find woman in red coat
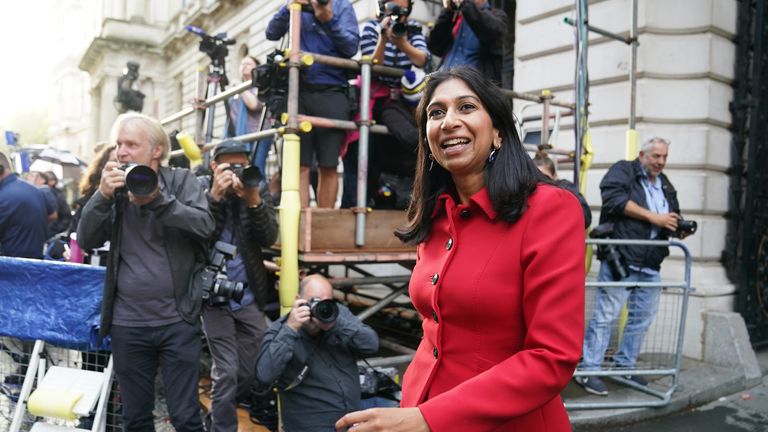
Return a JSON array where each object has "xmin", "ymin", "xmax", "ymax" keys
[{"xmin": 336, "ymin": 67, "xmax": 585, "ymax": 431}]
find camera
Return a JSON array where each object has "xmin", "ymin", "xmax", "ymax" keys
[
  {"xmin": 672, "ymin": 218, "xmax": 698, "ymax": 238},
  {"xmin": 379, "ymin": 1, "xmax": 421, "ymax": 38},
  {"xmin": 116, "ymin": 164, "xmax": 158, "ymax": 199},
  {"xmin": 590, "ymin": 223, "xmax": 629, "ymax": 281},
  {"xmin": 228, "ymin": 163, "xmax": 264, "ymax": 188},
  {"xmin": 308, "ymin": 297, "xmax": 339, "ymax": 324},
  {"xmin": 186, "ymin": 25, "xmax": 235, "ymax": 84},
  {"xmin": 199, "ymin": 241, "xmax": 245, "ymax": 306},
  {"xmin": 252, "ymin": 49, "xmax": 288, "ymax": 117}
]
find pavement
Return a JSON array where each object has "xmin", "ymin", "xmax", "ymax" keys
[{"xmin": 567, "ymin": 348, "xmax": 768, "ymax": 431}]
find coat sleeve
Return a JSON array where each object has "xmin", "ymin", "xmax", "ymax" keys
[
  {"xmin": 323, "ymin": 304, "xmax": 379, "ymax": 356},
  {"xmin": 255, "ymin": 320, "xmax": 300, "ymax": 386},
  {"xmin": 319, "ymin": 1, "xmax": 360, "ymax": 58},
  {"xmin": 600, "ymin": 161, "xmax": 634, "ymax": 218},
  {"xmin": 244, "ymin": 200, "xmax": 279, "ymax": 247},
  {"xmin": 460, "ymin": 1, "xmax": 508, "ymax": 45},
  {"xmin": 418, "ymin": 188, "xmax": 586, "ymax": 431},
  {"xmin": 266, "ymin": 6, "xmax": 290, "ymax": 41},
  {"xmin": 76, "ymin": 192, "xmax": 113, "ymax": 252},
  {"xmin": 426, "ymin": 8, "xmax": 455, "ymax": 57}
]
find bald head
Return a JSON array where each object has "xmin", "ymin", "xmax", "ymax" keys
[{"xmin": 299, "ymin": 274, "xmax": 334, "ymax": 301}]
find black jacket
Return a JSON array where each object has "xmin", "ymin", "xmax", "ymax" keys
[
  {"xmin": 78, "ymin": 167, "xmax": 215, "ymax": 341},
  {"xmin": 598, "ymin": 159, "xmax": 680, "ymax": 271},
  {"xmin": 427, "ymin": 0, "xmax": 508, "ymax": 84},
  {"xmin": 207, "ymin": 189, "xmax": 278, "ymax": 308}
]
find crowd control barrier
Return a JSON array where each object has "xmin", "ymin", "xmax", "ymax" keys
[{"xmin": 566, "ymin": 238, "xmax": 692, "ymax": 409}]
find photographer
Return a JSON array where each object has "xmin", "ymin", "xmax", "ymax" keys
[
  {"xmin": 224, "ymin": 56, "xmax": 272, "ymax": 177},
  {"xmin": 266, "ymin": 0, "xmax": 359, "ymax": 208},
  {"xmin": 577, "ymin": 137, "xmax": 693, "ymax": 396},
  {"xmin": 255, "ymin": 274, "xmax": 379, "ymax": 432},
  {"xmin": 77, "ymin": 113, "xmax": 214, "ymax": 431},
  {"xmin": 427, "ymin": 0, "xmax": 508, "ymax": 84},
  {"xmin": 341, "ymin": 0, "xmax": 427, "ymax": 207},
  {"xmin": 202, "ymin": 139, "xmax": 278, "ymax": 431}
]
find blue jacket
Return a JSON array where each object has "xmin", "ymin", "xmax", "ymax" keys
[{"xmin": 266, "ymin": 1, "xmax": 359, "ymax": 86}]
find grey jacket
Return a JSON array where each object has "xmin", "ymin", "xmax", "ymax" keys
[
  {"xmin": 77, "ymin": 166, "xmax": 215, "ymax": 340},
  {"xmin": 255, "ymin": 304, "xmax": 379, "ymax": 432}
]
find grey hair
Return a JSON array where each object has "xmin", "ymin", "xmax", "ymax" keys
[
  {"xmin": 110, "ymin": 112, "xmax": 170, "ymax": 163},
  {"xmin": 641, "ymin": 137, "xmax": 671, "ymax": 153}
]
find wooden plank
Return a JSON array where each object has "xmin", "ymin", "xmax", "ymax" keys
[{"xmin": 276, "ymin": 208, "xmax": 415, "ymax": 253}]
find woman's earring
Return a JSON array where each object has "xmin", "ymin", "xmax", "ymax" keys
[
  {"xmin": 428, "ymin": 153, "xmax": 435, "ymax": 172},
  {"xmin": 488, "ymin": 147, "xmax": 498, "ymax": 163}
]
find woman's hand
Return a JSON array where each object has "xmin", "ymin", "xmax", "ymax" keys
[{"xmin": 335, "ymin": 407, "xmax": 430, "ymax": 432}]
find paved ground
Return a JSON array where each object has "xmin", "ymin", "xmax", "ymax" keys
[{"xmin": 570, "ymin": 348, "xmax": 768, "ymax": 431}]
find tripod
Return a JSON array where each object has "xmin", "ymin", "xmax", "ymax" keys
[{"xmin": 187, "ymin": 26, "xmax": 236, "ymax": 156}]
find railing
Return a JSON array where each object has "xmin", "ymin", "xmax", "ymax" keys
[{"xmin": 566, "ymin": 238, "xmax": 693, "ymax": 409}]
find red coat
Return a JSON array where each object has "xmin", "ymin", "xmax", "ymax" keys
[{"xmin": 401, "ymin": 185, "xmax": 585, "ymax": 431}]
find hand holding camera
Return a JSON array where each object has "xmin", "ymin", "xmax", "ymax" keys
[
  {"xmin": 99, "ymin": 161, "xmax": 126, "ymax": 200},
  {"xmin": 211, "ymin": 162, "xmax": 263, "ymax": 205},
  {"xmin": 287, "ymin": 297, "xmax": 339, "ymax": 332}
]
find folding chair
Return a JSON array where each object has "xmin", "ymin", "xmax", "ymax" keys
[{"xmin": 9, "ymin": 340, "xmax": 113, "ymax": 432}]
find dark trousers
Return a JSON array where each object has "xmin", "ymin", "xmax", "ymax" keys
[
  {"xmin": 202, "ymin": 301, "xmax": 268, "ymax": 432},
  {"xmin": 111, "ymin": 321, "xmax": 204, "ymax": 432}
]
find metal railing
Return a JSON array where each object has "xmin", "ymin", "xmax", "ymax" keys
[{"xmin": 566, "ymin": 238, "xmax": 692, "ymax": 409}]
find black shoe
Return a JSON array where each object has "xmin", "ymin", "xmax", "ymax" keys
[
  {"xmin": 623, "ymin": 375, "xmax": 648, "ymax": 386},
  {"xmin": 574, "ymin": 376, "xmax": 608, "ymax": 396}
]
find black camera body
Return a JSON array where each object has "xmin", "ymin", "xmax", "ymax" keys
[
  {"xmin": 228, "ymin": 163, "xmax": 264, "ymax": 189},
  {"xmin": 115, "ymin": 164, "xmax": 158, "ymax": 201},
  {"xmin": 590, "ymin": 223, "xmax": 629, "ymax": 281},
  {"xmin": 252, "ymin": 49, "xmax": 289, "ymax": 117},
  {"xmin": 379, "ymin": 1, "xmax": 420, "ymax": 38},
  {"xmin": 199, "ymin": 241, "xmax": 245, "ymax": 307},
  {"xmin": 308, "ymin": 297, "xmax": 339, "ymax": 324},
  {"xmin": 186, "ymin": 25, "xmax": 235, "ymax": 85},
  {"xmin": 672, "ymin": 218, "xmax": 698, "ymax": 238}
]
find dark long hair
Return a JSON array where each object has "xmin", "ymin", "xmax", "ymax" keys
[
  {"xmin": 395, "ymin": 66, "xmax": 543, "ymax": 245},
  {"xmin": 79, "ymin": 144, "xmax": 116, "ymax": 198}
]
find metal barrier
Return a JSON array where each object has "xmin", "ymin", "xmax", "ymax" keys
[{"xmin": 566, "ymin": 238, "xmax": 693, "ymax": 409}]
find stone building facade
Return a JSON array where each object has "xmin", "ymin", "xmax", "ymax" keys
[{"xmin": 48, "ymin": 0, "xmax": 740, "ymax": 359}]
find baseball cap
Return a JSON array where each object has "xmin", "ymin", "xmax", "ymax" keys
[{"xmin": 212, "ymin": 139, "xmax": 249, "ymax": 160}]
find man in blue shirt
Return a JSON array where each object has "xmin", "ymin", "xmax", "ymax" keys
[
  {"xmin": 266, "ymin": 0, "xmax": 359, "ymax": 208},
  {"xmin": 0, "ymin": 152, "xmax": 49, "ymax": 259},
  {"xmin": 427, "ymin": 0, "xmax": 508, "ymax": 84},
  {"xmin": 577, "ymin": 137, "xmax": 688, "ymax": 396}
]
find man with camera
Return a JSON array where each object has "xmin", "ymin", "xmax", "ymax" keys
[
  {"xmin": 201, "ymin": 139, "xmax": 278, "ymax": 431},
  {"xmin": 266, "ymin": 0, "xmax": 359, "ymax": 208},
  {"xmin": 427, "ymin": 0, "xmax": 508, "ymax": 84},
  {"xmin": 577, "ymin": 137, "xmax": 694, "ymax": 396},
  {"xmin": 77, "ymin": 113, "xmax": 214, "ymax": 431},
  {"xmin": 255, "ymin": 274, "xmax": 379, "ymax": 432}
]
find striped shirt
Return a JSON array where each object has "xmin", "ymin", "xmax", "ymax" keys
[{"xmin": 360, "ymin": 18, "xmax": 428, "ymax": 87}]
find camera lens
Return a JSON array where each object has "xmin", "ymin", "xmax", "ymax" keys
[
  {"xmin": 392, "ymin": 22, "xmax": 407, "ymax": 37},
  {"xmin": 310, "ymin": 298, "xmax": 339, "ymax": 324},
  {"xmin": 240, "ymin": 166, "xmax": 263, "ymax": 188},
  {"xmin": 123, "ymin": 164, "xmax": 158, "ymax": 196}
]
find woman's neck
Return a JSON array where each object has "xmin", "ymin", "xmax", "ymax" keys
[{"xmin": 453, "ymin": 173, "xmax": 484, "ymax": 205}]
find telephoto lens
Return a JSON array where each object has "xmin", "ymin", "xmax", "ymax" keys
[
  {"xmin": 308, "ymin": 298, "xmax": 339, "ymax": 324},
  {"xmin": 121, "ymin": 164, "xmax": 158, "ymax": 196},
  {"xmin": 240, "ymin": 166, "xmax": 263, "ymax": 188}
]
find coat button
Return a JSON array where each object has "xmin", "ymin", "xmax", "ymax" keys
[
  {"xmin": 460, "ymin": 209, "xmax": 471, "ymax": 218},
  {"xmin": 431, "ymin": 273, "xmax": 439, "ymax": 285},
  {"xmin": 446, "ymin": 238, "xmax": 453, "ymax": 250},
  {"xmin": 433, "ymin": 347, "xmax": 438, "ymax": 358},
  {"xmin": 432, "ymin": 310, "xmax": 438, "ymax": 323}
]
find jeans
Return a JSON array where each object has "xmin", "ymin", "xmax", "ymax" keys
[
  {"xmin": 581, "ymin": 262, "xmax": 662, "ymax": 370},
  {"xmin": 252, "ymin": 138, "xmax": 271, "ymax": 177}
]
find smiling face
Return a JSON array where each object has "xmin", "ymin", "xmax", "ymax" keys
[
  {"xmin": 639, "ymin": 140, "xmax": 669, "ymax": 180},
  {"xmin": 425, "ymin": 78, "xmax": 500, "ymax": 182}
]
